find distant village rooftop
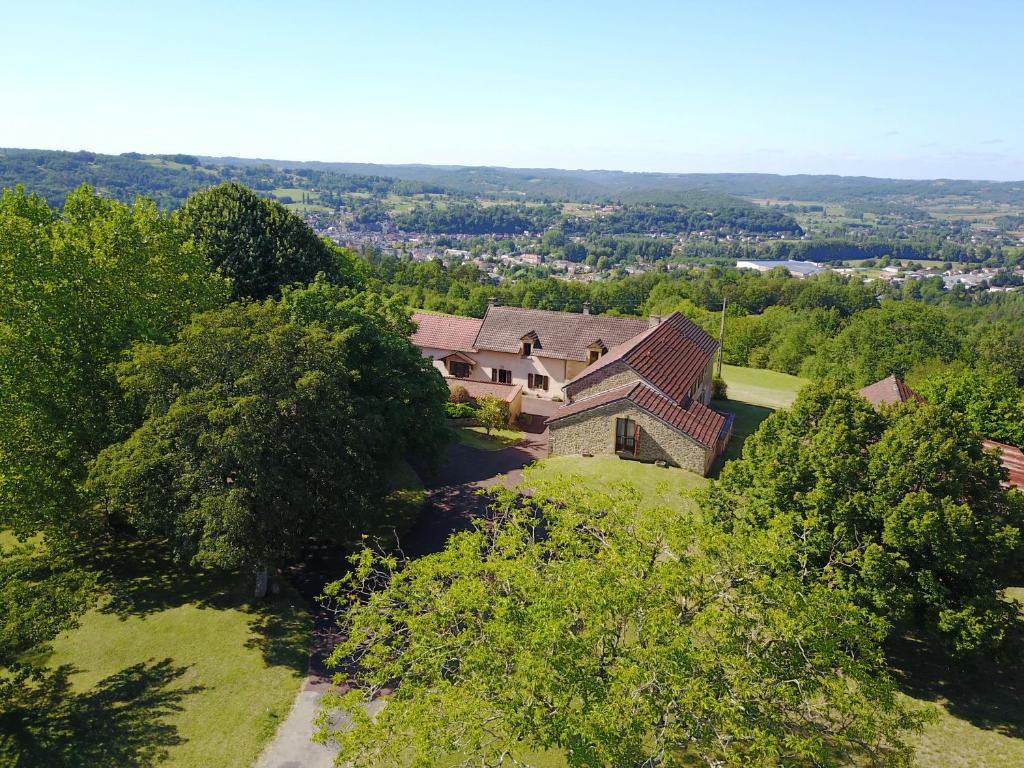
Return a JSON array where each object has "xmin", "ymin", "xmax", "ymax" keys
[{"xmin": 736, "ymin": 259, "xmax": 825, "ymax": 277}]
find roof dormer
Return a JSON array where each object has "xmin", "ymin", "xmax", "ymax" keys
[
  {"xmin": 520, "ymin": 330, "xmax": 540, "ymax": 357},
  {"xmin": 586, "ymin": 339, "xmax": 607, "ymax": 365}
]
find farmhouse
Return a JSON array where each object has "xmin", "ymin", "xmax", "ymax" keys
[
  {"xmin": 411, "ymin": 301, "xmax": 649, "ymax": 399},
  {"xmin": 857, "ymin": 376, "xmax": 1024, "ymax": 490},
  {"xmin": 546, "ymin": 312, "xmax": 734, "ymax": 476}
]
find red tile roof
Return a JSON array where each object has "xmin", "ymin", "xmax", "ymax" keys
[
  {"xmin": 546, "ymin": 380, "xmax": 727, "ymax": 448},
  {"xmin": 411, "ymin": 312, "xmax": 483, "ymax": 353},
  {"xmin": 983, "ymin": 439, "xmax": 1024, "ymax": 491},
  {"xmin": 567, "ymin": 312, "xmax": 719, "ymax": 403},
  {"xmin": 857, "ymin": 376, "xmax": 924, "ymax": 408},
  {"xmin": 473, "ymin": 306, "xmax": 648, "ymax": 362}
]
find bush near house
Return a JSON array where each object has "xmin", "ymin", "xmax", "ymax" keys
[
  {"xmin": 445, "ymin": 402, "xmax": 477, "ymax": 419},
  {"xmin": 475, "ymin": 395, "xmax": 510, "ymax": 434}
]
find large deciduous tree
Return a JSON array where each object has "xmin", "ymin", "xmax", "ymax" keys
[
  {"xmin": 0, "ymin": 185, "xmax": 229, "ymax": 542},
  {"xmin": 320, "ymin": 483, "xmax": 920, "ymax": 767},
  {"xmin": 701, "ymin": 383, "xmax": 1024, "ymax": 656},
  {"xmin": 916, "ymin": 363, "xmax": 1024, "ymax": 448},
  {"xmin": 88, "ymin": 281, "xmax": 448, "ymax": 595},
  {"xmin": 175, "ymin": 182, "xmax": 364, "ymax": 300}
]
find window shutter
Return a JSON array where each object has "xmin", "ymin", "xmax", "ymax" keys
[
  {"xmin": 632, "ymin": 421, "xmax": 640, "ymax": 456},
  {"xmin": 543, "ymin": 375, "xmax": 548, "ymax": 391},
  {"xmin": 491, "ymin": 369, "xmax": 497, "ymax": 383}
]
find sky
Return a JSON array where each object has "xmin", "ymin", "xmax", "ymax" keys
[{"xmin": 3, "ymin": 0, "xmax": 1022, "ymax": 180}]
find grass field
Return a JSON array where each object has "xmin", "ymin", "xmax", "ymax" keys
[
  {"xmin": 452, "ymin": 425, "xmax": 526, "ymax": 451},
  {"xmin": 28, "ymin": 544, "xmax": 311, "ymax": 768},
  {"xmin": 719, "ymin": 363, "xmax": 807, "ymax": 409},
  {"xmin": 525, "ymin": 454, "xmax": 707, "ymax": 509}
]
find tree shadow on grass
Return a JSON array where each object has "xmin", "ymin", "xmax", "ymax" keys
[
  {"xmin": 245, "ymin": 594, "xmax": 312, "ymax": 675},
  {"xmin": 0, "ymin": 659, "xmax": 202, "ymax": 767},
  {"xmin": 888, "ymin": 631, "xmax": 1024, "ymax": 740},
  {"xmin": 707, "ymin": 399, "xmax": 775, "ymax": 477},
  {"xmin": 91, "ymin": 539, "xmax": 240, "ymax": 619}
]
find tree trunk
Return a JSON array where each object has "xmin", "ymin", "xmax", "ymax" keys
[{"xmin": 254, "ymin": 565, "xmax": 269, "ymax": 600}]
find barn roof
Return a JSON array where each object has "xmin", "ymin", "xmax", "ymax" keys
[
  {"xmin": 857, "ymin": 376, "xmax": 925, "ymax": 408},
  {"xmin": 546, "ymin": 380, "xmax": 727, "ymax": 448},
  {"xmin": 567, "ymin": 312, "xmax": 719, "ymax": 403}
]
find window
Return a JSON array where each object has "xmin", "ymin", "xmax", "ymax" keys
[
  {"xmin": 492, "ymin": 368, "xmax": 512, "ymax": 384},
  {"xmin": 588, "ymin": 349, "xmax": 600, "ymax": 365},
  {"xmin": 521, "ymin": 341, "xmax": 532, "ymax": 357},
  {"xmin": 449, "ymin": 360, "xmax": 470, "ymax": 378},
  {"xmin": 528, "ymin": 373, "xmax": 549, "ymax": 391},
  {"xmin": 615, "ymin": 417, "xmax": 638, "ymax": 455}
]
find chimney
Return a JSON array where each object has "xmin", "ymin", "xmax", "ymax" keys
[
  {"xmin": 648, "ymin": 314, "xmax": 662, "ymax": 328},
  {"xmin": 488, "ymin": 296, "xmax": 498, "ymax": 308},
  {"xmin": 582, "ymin": 301, "xmax": 591, "ymax": 315}
]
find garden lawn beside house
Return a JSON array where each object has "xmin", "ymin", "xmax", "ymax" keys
[
  {"xmin": 524, "ymin": 454, "xmax": 707, "ymax": 509},
  {"xmin": 37, "ymin": 543, "xmax": 311, "ymax": 768}
]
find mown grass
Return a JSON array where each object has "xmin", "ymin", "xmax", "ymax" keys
[
  {"xmin": 452, "ymin": 425, "xmax": 526, "ymax": 451},
  {"xmin": 22, "ymin": 543, "xmax": 312, "ymax": 768},
  {"xmin": 525, "ymin": 454, "xmax": 707, "ymax": 509},
  {"xmin": 719, "ymin": 363, "xmax": 807, "ymax": 409}
]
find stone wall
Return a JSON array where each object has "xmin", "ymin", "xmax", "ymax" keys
[
  {"xmin": 564, "ymin": 361, "xmax": 639, "ymax": 402},
  {"xmin": 548, "ymin": 401, "xmax": 712, "ymax": 475}
]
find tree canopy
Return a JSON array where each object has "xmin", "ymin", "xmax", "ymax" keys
[
  {"xmin": 89, "ymin": 281, "xmax": 448, "ymax": 581},
  {"xmin": 322, "ymin": 482, "xmax": 920, "ymax": 767},
  {"xmin": 0, "ymin": 185, "xmax": 230, "ymax": 543},
  {"xmin": 175, "ymin": 182, "xmax": 363, "ymax": 300},
  {"xmin": 701, "ymin": 383, "xmax": 1024, "ymax": 656}
]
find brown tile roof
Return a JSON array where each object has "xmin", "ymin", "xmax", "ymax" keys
[
  {"xmin": 411, "ymin": 312, "xmax": 483, "ymax": 353},
  {"xmin": 983, "ymin": 439, "xmax": 1024, "ymax": 491},
  {"xmin": 568, "ymin": 312, "xmax": 719, "ymax": 403},
  {"xmin": 445, "ymin": 377, "xmax": 521, "ymax": 404},
  {"xmin": 858, "ymin": 376, "xmax": 924, "ymax": 408},
  {"xmin": 473, "ymin": 306, "xmax": 648, "ymax": 362},
  {"xmin": 546, "ymin": 380, "xmax": 727, "ymax": 448}
]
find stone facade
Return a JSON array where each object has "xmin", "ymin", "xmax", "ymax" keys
[{"xmin": 548, "ymin": 401, "xmax": 713, "ymax": 475}]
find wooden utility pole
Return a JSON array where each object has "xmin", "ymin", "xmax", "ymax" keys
[{"xmin": 716, "ymin": 294, "xmax": 727, "ymax": 378}]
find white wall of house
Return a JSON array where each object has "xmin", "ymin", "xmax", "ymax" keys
[
  {"xmin": 416, "ymin": 346, "xmax": 490, "ymax": 382},
  {"xmin": 416, "ymin": 344, "xmax": 603, "ymax": 400},
  {"xmin": 468, "ymin": 349, "xmax": 577, "ymax": 400}
]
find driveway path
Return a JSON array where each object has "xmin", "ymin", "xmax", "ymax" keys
[{"xmin": 255, "ymin": 426, "xmax": 548, "ymax": 767}]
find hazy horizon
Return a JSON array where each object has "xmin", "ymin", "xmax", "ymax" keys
[{"xmin": 4, "ymin": 1, "xmax": 1022, "ymax": 180}]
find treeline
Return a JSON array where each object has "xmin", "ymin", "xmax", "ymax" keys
[
  {"xmin": 0, "ymin": 148, "xmax": 445, "ymax": 210},
  {"xmin": 766, "ymin": 236, "xmax": 1023, "ymax": 265},
  {"xmin": 564, "ymin": 202, "xmax": 802, "ymax": 236},
  {"xmin": 393, "ymin": 202, "xmax": 562, "ymax": 234}
]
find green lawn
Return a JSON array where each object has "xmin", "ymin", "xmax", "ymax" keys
[
  {"xmin": 719, "ymin": 363, "xmax": 807, "ymax": 409},
  {"xmin": 25, "ymin": 544, "xmax": 310, "ymax": 768},
  {"xmin": 524, "ymin": 454, "xmax": 707, "ymax": 509},
  {"xmin": 452, "ymin": 425, "xmax": 526, "ymax": 451}
]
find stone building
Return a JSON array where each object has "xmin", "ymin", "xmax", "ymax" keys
[{"xmin": 546, "ymin": 312, "xmax": 733, "ymax": 476}]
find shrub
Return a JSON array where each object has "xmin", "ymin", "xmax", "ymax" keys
[
  {"xmin": 476, "ymin": 395, "xmax": 509, "ymax": 434},
  {"xmin": 449, "ymin": 385, "xmax": 471, "ymax": 404},
  {"xmin": 445, "ymin": 402, "xmax": 477, "ymax": 419},
  {"xmin": 712, "ymin": 376, "xmax": 728, "ymax": 400}
]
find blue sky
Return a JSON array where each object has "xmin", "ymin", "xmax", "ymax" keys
[{"xmin": 3, "ymin": 1, "xmax": 1021, "ymax": 179}]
